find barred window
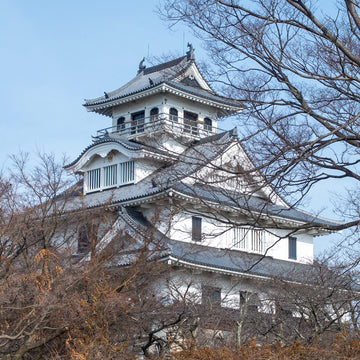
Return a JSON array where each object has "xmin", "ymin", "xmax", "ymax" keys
[
  {"xmin": 119, "ymin": 161, "xmax": 135, "ymax": 184},
  {"xmin": 104, "ymin": 164, "xmax": 117, "ymax": 187},
  {"xmin": 87, "ymin": 168, "xmax": 101, "ymax": 191},
  {"xmin": 233, "ymin": 227, "xmax": 265, "ymax": 253}
]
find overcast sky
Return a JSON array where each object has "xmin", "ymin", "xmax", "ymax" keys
[{"xmin": 0, "ymin": 0, "xmax": 341, "ymax": 255}]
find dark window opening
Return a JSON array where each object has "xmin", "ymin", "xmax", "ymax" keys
[
  {"xmin": 131, "ymin": 110, "xmax": 145, "ymax": 134},
  {"xmin": 184, "ymin": 110, "xmax": 198, "ymax": 135},
  {"xmin": 78, "ymin": 223, "xmax": 98, "ymax": 254},
  {"xmin": 240, "ymin": 291, "xmax": 259, "ymax": 311},
  {"xmin": 150, "ymin": 107, "xmax": 159, "ymax": 122},
  {"xmin": 192, "ymin": 216, "xmax": 202, "ymax": 241},
  {"xmin": 289, "ymin": 236, "xmax": 297, "ymax": 260},
  {"xmin": 202, "ymin": 286, "xmax": 221, "ymax": 307},
  {"xmin": 204, "ymin": 117, "xmax": 212, "ymax": 132},
  {"xmin": 169, "ymin": 107, "xmax": 178, "ymax": 122},
  {"xmin": 117, "ymin": 116, "xmax": 125, "ymax": 132}
]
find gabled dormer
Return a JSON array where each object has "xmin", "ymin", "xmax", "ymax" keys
[
  {"xmin": 64, "ymin": 137, "xmax": 173, "ymax": 194},
  {"xmin": 83, "ymin": 45, "xmax": 242, "ymax": 146}
]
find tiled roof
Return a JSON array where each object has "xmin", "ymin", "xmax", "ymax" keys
[
  {"xmin": 84, "ymin": 56, "xmax": 191, "ymax": 106},
  {"xmin": 61, "ymin": 129, "xmax": 339, "ymax": 229},
  {"xmin": 143, "ymin": 56, "xmax": 187, "ymax": 75},
  {"xmin": 171, "ymin": 183, "xmax": 340, "ymax": 228},
  {"xmin": 62, "ymin": 130, "xmax": 235, "ymax": 211},
  {"xmin": 167, "ymin": 240, "xmax": 312, "ymax": 281},
  {"xmin": 83, "ymin": 55, "xmax": 242, "ymax": 112}
]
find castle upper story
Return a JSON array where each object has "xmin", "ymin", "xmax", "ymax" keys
[{"xmin": 83, "ymin": 45, "xmax": 243, "ymax": 144}]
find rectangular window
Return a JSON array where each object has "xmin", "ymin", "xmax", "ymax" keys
[
  {"xmin": 104, "ymin": 164, "xmax": 117, "ymax": 187},
  {"xmin": 192, "ymin": 216, "xmax": 202, "ymax": 241},
  {"xmin": 119, "ymin": 161, "xmax": 135, "ymax": 184},
  {"xmin": 87, "ymin": 168, "xmax": 101, "ymax": 191},
  {"xmin": 78, "ymin": 223, "xmax": 98, "ymax": 254},
  {"xmin": 289, "ymin": 236, "xmax": 297, "ymax": 260},
  {"xmin": 202, "ymin": 286, "xmax": 221, "ymax": 307}
]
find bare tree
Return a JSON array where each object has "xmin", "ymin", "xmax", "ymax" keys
[
  {"xmin": 0, "ymin": 152, "xmax": 216, "ymax": 359},
  {"xmin": 161, "ymin": 0, "xmax": 360, "ymax": 232}
]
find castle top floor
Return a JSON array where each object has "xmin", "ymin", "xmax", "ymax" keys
[{"xmin": 84, "ymin": 45, "xmax": 243, "ymax": 142}]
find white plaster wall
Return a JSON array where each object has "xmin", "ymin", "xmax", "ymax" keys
[
  {"xmin": 161, "ymin": 93, "xmax": 219, "ymax": 128},
  {"xmin": 135, "ymin": 159, "xmax": 162, "ymax": 183},
  {"xmin": 112, "ymin": 93, "xmax": 166, "ymax": 125},
  {"xmin": 157, "ymin": 269, "xmax": 271, "ymax": 311},
  {"xmin": 169, "ymin": 212, "xmax": 230, "ymax": 248},
  {"xmin": 146, "ymin": 208, "xmax": 313, "ymax": 264},
  {"xmin": 186, "ymin": 142, "xmax": 288, "ymax": 207},
  {"xmin": 265, "ymin": 229, "xmax": 313, "ymax": 263},
  {"xmin": 111, "ymin": 92, "xmax": 220, "ymax": 130}
]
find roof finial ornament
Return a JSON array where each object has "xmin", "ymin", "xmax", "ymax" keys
[
  {"xmin": 138, "ymin": 57, "xmax": 146, "ymax": 74},
  {"xmin": 186, "ymin": 43, "xmax": 195, "ymax": 60},
  {"xmin": 104, "ymin": 91, "xmax": 109, "ymax": 99}
]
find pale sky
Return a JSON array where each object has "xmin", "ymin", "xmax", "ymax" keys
[
  {"xmin": 0, "ymin": 0, "xmax": 342, "ymax": 255},
  {"xmin": 0, "ymin": 0, "xmax": 202, "ymax": 167}
]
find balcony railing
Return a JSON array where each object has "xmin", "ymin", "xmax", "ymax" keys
[{"xmin": 94, "ymin": 113, "xmax": 219, "ymax": 140}]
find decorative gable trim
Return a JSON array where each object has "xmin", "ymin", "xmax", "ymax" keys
[{"xmin": 65, "ymin": 138, "xmax": 172, "ymax": 174}]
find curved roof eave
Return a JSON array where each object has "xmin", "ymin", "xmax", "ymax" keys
[
  {"xmin": 64, "ymin": 137, "xmax": 173, "ymax": 173},
  {"xmin": 83, "ymin": 82, "xmax": 243, "ymax": 117}
]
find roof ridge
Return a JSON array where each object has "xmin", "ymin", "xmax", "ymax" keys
[{"xmin": 143, "ymin": 55, "xmax": 188, "ymax": 75}]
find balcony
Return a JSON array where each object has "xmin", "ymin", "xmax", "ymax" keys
[{"xmin": 94, "ymin": 113, "xmax": 219, "ymax": 141}]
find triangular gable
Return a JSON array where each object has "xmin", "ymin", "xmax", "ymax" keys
[
  {"xmin": 181, "ymin": 138, "xmax": 288, "ymax": 208},
  {"xmin": 173, "ymin": 61, "xmax": 214, "ymax": 93}
]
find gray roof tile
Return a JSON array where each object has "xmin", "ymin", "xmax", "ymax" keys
[
  {"xmin": 171, "ymin": 182, "xmax": 340, "ymax": 228},
  {"xmin": 83, "ymin": 56, "xmax": 242, "ymax": 111}
]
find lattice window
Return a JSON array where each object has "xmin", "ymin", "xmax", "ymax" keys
[
  {"xmin": 119, "ymin": 161, "xmax": 135, "ymax": 184},
  {"xmin": 233, "ymin": 227, "xmax": 247, "ymax": 250},
  {"xmin": 87, "ymin": 168, "xmax": 101, "ymax": 191},
  {"xmin": 233, "ymin": 227, "xmax": 265, "ymax": 253},
  {"xmin": 104, "ymin": 164, "xmax": 117, "ymax": 187}
]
